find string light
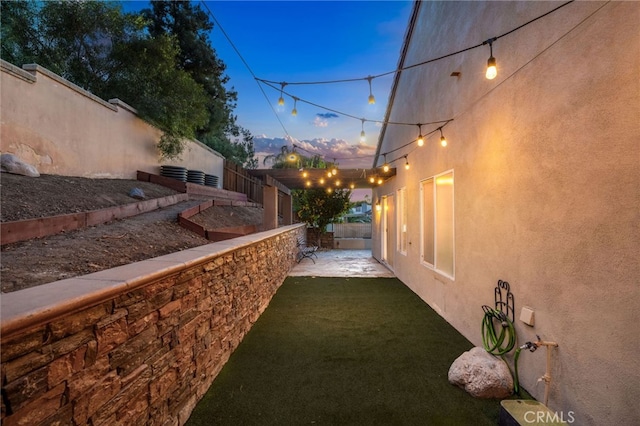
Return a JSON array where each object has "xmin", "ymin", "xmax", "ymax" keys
[
  {"xmin": 377, "ymin": 178, "xmax": 383, "ymax": 185},
  {"xmin": 360, "ymin": 119, "xmax": 366, "ymax": 142},
  {"xmin": 331, "ymin": 160, "xmax": 338, "ymax": 175},
  {"xmin": 278, "ymin": 82, "xmax": 286, "ymax": 105},
  {"xmin": 439, "ymin": 127, "xmax": 448, "ymax": 147},
  {"xmin": 327, "ymin": 170, "xmax": 333, "ymax": 178},
  {"xmin": 417, "ymin": 124, "xmax": 424, "ymax": 147},
  {"xmin": 375, "ymin": 201, "xmax": 382, "ymax": 212},
  {"xmin": 367, "ymin": 76, "xmax": 375, "ymax": 104},
  {"xmin": 291, "ymin": 97, "xmax": 298, "ymax": 116},
  {"xmin": 382, "ymin": 154, "xmax": 390, "ymax": 173},
  {"xmin": 484, "ymin": 38, "xmax": 497, "ymax": 80},
  {"xmin": 319, "ymin": 178, "xmax": 325, "ymax": 184},
  {"xmin": 404, "ymin": 155, "xmax": 410, "ymax": 170},
  {"xmin": 203, "ymin": 0, "xmax": 576, "ymax": 163},
  {"xmin": 369, "ymin": 176, "xmax": 375, "ymax": 184},
  {"xmin": 350, "ymin": 183, "xmax": 355, "ymax": 189}
]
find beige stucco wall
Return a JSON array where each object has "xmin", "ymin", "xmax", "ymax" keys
[
  {"xmin": 0, "ymin": 61, "xmax": 223, "ymax": 180},
  {"xmin": 373, "ymin": 2, "xmax": 639, "ymax": 425}
]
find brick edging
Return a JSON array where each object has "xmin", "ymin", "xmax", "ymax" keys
[
  {"xmin": 0, "ymin": 193, "xmax": 189, "ymax": 245},
  {"xmin": 178, "ymin": 200, "xmax": 262, "ymax": 242}
]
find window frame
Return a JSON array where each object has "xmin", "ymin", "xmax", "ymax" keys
[
  {"xmin": 397, "ymin": 186, "xmax": 408, "ymax": 255},
  {"xmin": 420, "ymin": 169, "xmax": 455, "ymax": 280}
]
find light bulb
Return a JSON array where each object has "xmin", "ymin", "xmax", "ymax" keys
[
  {"xmin": 350, "ymin": 183, "xmax": 355, "ymax": 189},
  {"xmin": 302, "ymin": 171, "xmax": 308, "ymax": 178},
  {"xmin": 278, "ymin": 96, "xmax": 284, "ymax": 106},
  {"xmin": 377, "ymin": 178, "xmax": 383, "ymax": 185},
  {"xmin": 327, "ymin": 187, "xmax": 332, "ymax": 193},
  {"xmin": 335, "ymin": 180, "xmax": 341, "ymax": 186},
  {"xmin": 306, "ymin": 181, "xmax": 311, "ymax": 187},
  {"xmin": 291, "ymin": 107, "xmax": 297, "ymax": 116},
  {"xmin": 360, "ymin": 130, "xmax": 366, "ymax": 142},
  {"xmin": 291, "ymin": 97, "xmax": 298, "ymax": 116},
  {"xmin": 327, "ymin": 171, "xmax": 332, "ymax": 178},
  {"xmin": 486, "ymin": 56, "xmax": 497, "ymax": 80},
  {"xmin": 383, "ymin": 163, "xmax": 389, "ymax": 173},
  {"xmin": 369, "ymin": 176, "xmax": 375, "ymax": 184},
  {"xmin": 367, "ymin": 76, "xmax": 375, "ymax": 104},
  {"xmin": 332, "ymin": 168, "xmax": 337, "ymax": 175},
  {"xmin": 416, "ymin": 124, "xmax": 424, "ymax": 147},
  {"xmin": 405, "ymin": 161, "xmax": 410, "ymax": 170},
  {"xmin": 440, "ymin": 136, "xmax": 448, "ymax": 147}
]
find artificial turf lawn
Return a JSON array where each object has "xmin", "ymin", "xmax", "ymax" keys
[{"xmin": 186, "ymin": 277, "xmax": 510, "ymax": 425}]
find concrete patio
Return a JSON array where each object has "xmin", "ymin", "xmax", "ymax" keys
[{"xmin": 289, "ymin": 249, "xmax": 395, "ymax": 278}]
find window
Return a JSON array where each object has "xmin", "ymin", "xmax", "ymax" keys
[
  {"xmin": 397, "ymin": 187, "xmax": 408, "ymax": 255},
  {"xmin": 420, "ymin": 170, "xmax": 454, "ymax": 278}
]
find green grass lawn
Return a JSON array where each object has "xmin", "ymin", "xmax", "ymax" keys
[{"xmin": 187, "ymin": 277, "xmax": 518, "ymax": 425}]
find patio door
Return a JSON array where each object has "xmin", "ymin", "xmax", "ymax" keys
[{"xmin": 382, "ymin": 194, "xmax": 395, "ymax": 268}]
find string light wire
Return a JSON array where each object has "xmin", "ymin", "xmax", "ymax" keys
[{"xmin": 202, "ymin": 0, "xmax": 588, "ymax": 169}]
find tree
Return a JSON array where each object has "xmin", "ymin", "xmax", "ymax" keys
[
  {"xmin": 294, "ymin": 188, "xmax": 352, "ymax": 246},
  {"xmin": 107, "ymin": 34, "xmax": 209, "ymax": 158},
  {"xmin": 262, "ymin": 145, "xmax": 329, "ymax": 170},
  {"xmin": 201, "ymin": 128, "xmax": 258, "ymax": 169},
  {"xmin": 142, "ymin": 0, "xmax": 256, "ymax": 164},
  {"xmin": 0, "ymin": 0, "xmax": 214, "ymax": 160}
]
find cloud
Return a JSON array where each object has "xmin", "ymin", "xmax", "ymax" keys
[
  {"xmin": 316, "ymin": 113, "xmax": 339, "ymax": 119},
  {"xmin": 313, "ymin": 117, "xmax": 328, "ymax": 128},
  {"xmin": 253, "ymin": 135, "xmax": 376, "ymax": 169},
  {"xmin": 313, "ymin": 112, "xmax": 339, "ymax": 128}
]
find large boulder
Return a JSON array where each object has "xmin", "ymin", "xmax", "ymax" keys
[
  {"xmin": 448, "ymin": 346, "xmax": 513, "ymax": 398},
  {"xmin": 0, "ymin": 153, "xmax": 40, "ymax": 177}
]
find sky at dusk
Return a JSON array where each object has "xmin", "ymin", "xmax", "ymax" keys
[{"xmin": 124, "ymin": 1, "xmax": 413, "ymax": 170}]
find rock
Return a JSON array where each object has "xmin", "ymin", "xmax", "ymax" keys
[
  {"xmin": 0, "ymin": 153, "xmax": 40, "ymax": 177},
  {"xmin": 448, "ymin": 346, "xmax": 513, "ymax": 398},
  {"xmin": 128, "ymin": 188, "xmax": 145, "ymax": 200}
]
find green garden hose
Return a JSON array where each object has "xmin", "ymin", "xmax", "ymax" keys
[{"xmin": 481, "ymin": 306, "xmax": 522, "ymax": 395}]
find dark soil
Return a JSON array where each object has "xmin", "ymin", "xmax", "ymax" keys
[{"xmin": 0, "ymin": 173, "xmax": 264, "ymax": 293}]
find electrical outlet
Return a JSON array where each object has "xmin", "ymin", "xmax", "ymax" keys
[{"xmin": 520, "ymin": 306, "xmax": 535, "ymax": 326}]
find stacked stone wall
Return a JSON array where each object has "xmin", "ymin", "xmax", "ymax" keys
[{"xmin": 1, "ymin": 225, "xmax": 303, "ymax": 425}]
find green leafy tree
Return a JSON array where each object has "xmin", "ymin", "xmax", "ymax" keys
[
  {"xmin": 202, "ymin": 128, "xmax": 257, "ymax": 169},
  {"xmin": 263, "ymin": 145, "xmax": 328, "ymax": 170},
  {"xmin": 0, "ymin": 0, "xmax": 242, "ymax": 163},
  {"xmin": 294, "ymin": 188, "xmax": 352, "ymax": 246},
  {"xmin": 142, "ymin": 0, "xmax": 256, "ymax": 164}
]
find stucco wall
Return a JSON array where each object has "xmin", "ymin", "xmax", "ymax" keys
[
  {"xmin": 0, "ymin": 224, "xmax": 304, "ymax": 425},
  {"xmin": 373, "ymin": 2, "xmax": 639, "ymax": 425},
  {"xmin": 0, "ymin": 60, "xmax": 224, "ymax": 180}
]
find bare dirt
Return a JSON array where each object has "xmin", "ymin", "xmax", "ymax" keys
[{"xmin": 0, "ymin": 173, "xmax": 264, "ymax": 293}]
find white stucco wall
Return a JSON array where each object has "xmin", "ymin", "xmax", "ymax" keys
[
  {"xmin": 373, "ymin": 2, "xmax": 639, "ymax": 425},
  {"xmin": 0, "ymin": 61, "xmax": 224, "ymax": 180}
]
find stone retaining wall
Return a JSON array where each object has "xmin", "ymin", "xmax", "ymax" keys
[{"xmin": 0, "ymin": 224, "xmax": 304, "ymax": 426}]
